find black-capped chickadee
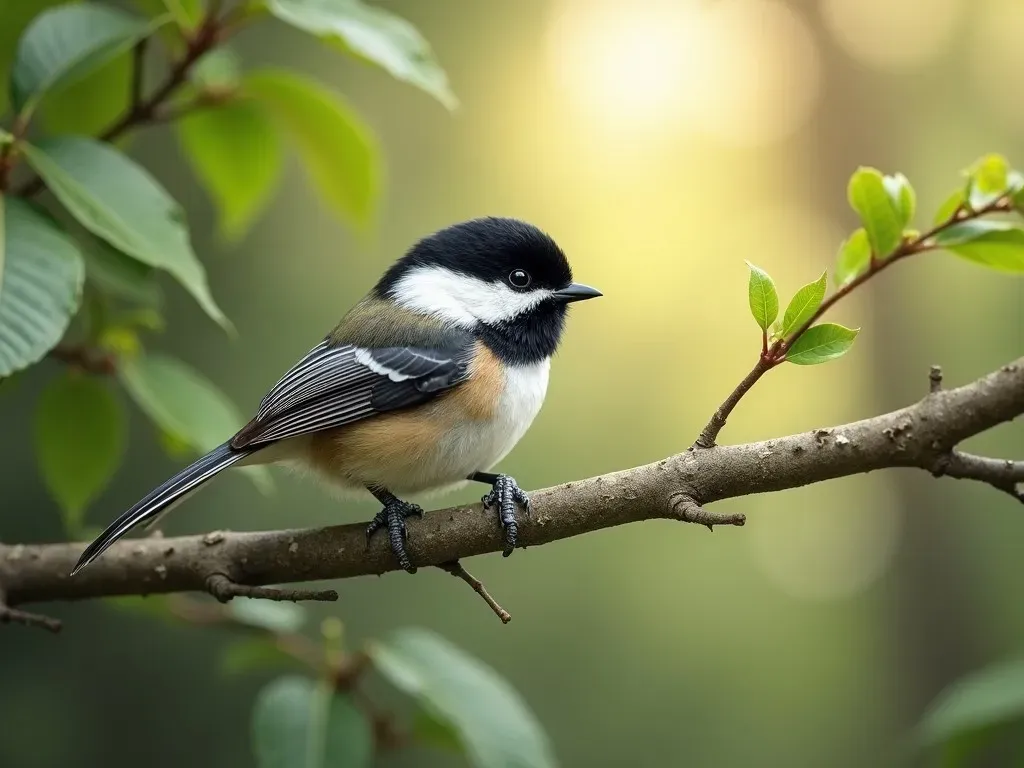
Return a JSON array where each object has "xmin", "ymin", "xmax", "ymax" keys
[{"xmin": 73, "ymin": 217, "xmax": 601, "ymax": 575}]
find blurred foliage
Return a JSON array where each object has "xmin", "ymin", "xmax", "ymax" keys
[{"xmin": 2, "ymin": 1, "xmax": 1024, "ymax": 767}]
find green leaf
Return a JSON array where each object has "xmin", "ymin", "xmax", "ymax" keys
[
  {"xmin": 934, "ymin": 189, "xmax": 965, "ymax": 225},
  {"xmin": 0, "ymin": 0, "xmax": 68, "ymax": 116},
  {"xmin": 847, "ymin": 167, "xmax": 903, "ymax": 257},
  {"xmin": 222, "ymin": 638, "xmax": 301, "ymax": 676},
  {"xmin": 785, "ymin": 323, "xmax": 859, "ymax": 366},
  {"xmin": 935, "ymin": 223, "xmax": 1024, "ymax": 273},
  {"xmin": 119, "ymin": 352, "xmax": 272, "ymax": 493},
  {"xmin": 265, "ymin": 0, "xmax": 457, "ymax": 110},
  {"xmin": 780, "ymin": 270, "xmax": 827, "ymax": 339},
  {"xmin": 967, "ymin": 154, "xmax": 1010, "ymax": 210},
  {"xmin": 414, "ymin": 708, "xmax": 464, "ymax": 754},
  {"xmin": 21, "ymin": 137, "xmax": 231, "ymax": 331},
  {"xmin": 39, "ymin": 49, "xmax": 131, "ymax": 138},
  {"xmin": 918, "ymin": 658, "xmax": 1024, "ymax": 757},
  {"xmin": 81, "ymin": 236, "xmax": 163, "ymax": 307},
  {"xmin": 10, "ymin": 3, "xmax": 164, "ymax": 119},
  {"xmin": 882, "ymin": 172, "xmax": 915, "ymax": 227},
  {"xmin": 744, "ymin": 261, "xmax": 778, "ymax": 332},
  {"xmin": 371, "ymin": 628, "xmax": 557, "ymax": 768},
  {"xmin": 175, "ymin": 101, "xmax": 283, "ymax": 242},
  {"xmin": 228, "ymin": 599, "xmax": 306, "ymax": 633},
  {"xmin": 0, "ymin": 197, "xmax": 85, "ymax": 377},
  {"xmin": 130, "ymin": 0, "xmax": 202, "ymax": 51},
  {"xmin": 244, "ymin": 69, "xmax": 380, "ymax": 230},
  {"xmin": 251, "ymin": 676, "xmax": 373, "ymax": 768},
  {"xmin": 835, "ymin": 228, "xmax": 870, "ymax": 286},
  {"xmin": 34, "ymin": 373, "xmax": 125, "ymax": 533}
]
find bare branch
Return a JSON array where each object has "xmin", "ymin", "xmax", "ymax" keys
[
  {"xmin": 933, "ymin": 451, "xmax": 1023, "ymax": 504},
  {"xmin": 438, "ymin": 560, "xmax": 511, "ymax": 624},
  {"xmin": 0, "ymin": 357, "xmax": 1019, "ymax": 618},
  {"xmin": 204, "ymin": 574, "xmax": 338, "ymax": 603}
]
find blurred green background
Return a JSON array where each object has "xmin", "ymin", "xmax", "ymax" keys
[{"xmin": 3, "ymin": 0, "xmax": 1024, "ymax": 765}]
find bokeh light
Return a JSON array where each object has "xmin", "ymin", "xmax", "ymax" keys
[
  {"xmin": 969, "ymin": 0, "xmax": 1024, "ymax": 129},
  {"xmin": 821, "ymin": 0, "xmax": 965, "ymax": 71},
  {"xmin": 546, "ymin": 0, "xmax": 821, "ymax": 146}
]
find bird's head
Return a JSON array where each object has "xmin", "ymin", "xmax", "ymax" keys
[{"xmin": 374, "ymin": 217, "xmax": 601, "ymax": 351}]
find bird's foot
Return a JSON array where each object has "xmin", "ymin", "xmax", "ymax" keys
[
  {"xmin": 366, "ymin": 497, "xmax": 424, "ymax": 573},
  {"xmin": 480, "ymin": 475, "xmax": 530, "ymax": 557}
]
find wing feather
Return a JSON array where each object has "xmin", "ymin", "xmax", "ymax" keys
[{"xmin": 233, "ymin": 335, "xmax": 475, "ymax": 449}]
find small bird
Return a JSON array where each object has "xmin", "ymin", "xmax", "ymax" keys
[{"xmin": 72, "ymin": 217, "xmax": 601, "ymax": 575}]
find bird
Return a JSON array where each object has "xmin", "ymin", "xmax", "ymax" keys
[{"xmin": 71, "ymin": 217, "xmax": 601, "ymax": 576}]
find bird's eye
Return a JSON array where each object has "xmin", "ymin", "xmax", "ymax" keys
[{"xmin": 508, "ymin": 269, "xmax": 532, "ymax": 288}]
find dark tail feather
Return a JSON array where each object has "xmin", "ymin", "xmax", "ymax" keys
[{"xmin": 72, "ymin": 442, "xmax": 251, "ymax": 575}]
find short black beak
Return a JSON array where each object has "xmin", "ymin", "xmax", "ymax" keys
[{"xmin": 553, "ymin": 282, "xmax": 602, "ymax": 303}]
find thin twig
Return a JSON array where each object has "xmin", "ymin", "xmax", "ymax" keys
[
  {"xmin": 933, "ymin": 451, "xmax": 1024, "ymax": 503},
  {"xmin": 693, "ymin": 195, "xmax": 1015, "ymax": 449},
  {"xmin": 438, "ymin": 560, "xmax": 511, "ymax": 624},
  {"xmin": 205, "ymin": 574, "xmax": 338, "ymax": 603},
  {"xmin": 48, "ymin": 345, "xmax": 117, "ymax": 375},
  {"xmin": 930, "ymin": 365, "xmax": 944, "ymax": 393},
  {"xmin": 0, "ymin": 588, "xmax": 61, "ymax": 632}
]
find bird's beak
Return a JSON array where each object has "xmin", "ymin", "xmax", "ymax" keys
[{"xmin": 553, "ymin": 283, "xmax": 602, "ymax": 303}]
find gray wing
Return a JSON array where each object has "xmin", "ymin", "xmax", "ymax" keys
[{"xmin": 231, "ymin": 336, "xmax": 475, "ymax": 449}]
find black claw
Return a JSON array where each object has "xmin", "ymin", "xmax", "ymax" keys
[
  {"xmin": 481, "ymin": 474, "xmax": 530, "ymax": 557},
  {"xmin": 365, "ymin": 497, "xmax": 423, "ymax": 574}
]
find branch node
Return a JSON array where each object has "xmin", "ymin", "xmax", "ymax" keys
[
  {"xmin": 437, "ymin": 560, "xmax": 511, "ymax": 624},
  {"xmin": 204, "ymin": 574, "xmax": 338, "ymax": 603},
  {"xmin": 670, "ymin": 493, "xmax": 746, "ymax": 528},
  {"xmin": 929, "ymin": 365, "xmax": 944, "ymax": 393}
]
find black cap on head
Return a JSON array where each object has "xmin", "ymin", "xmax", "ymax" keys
[{"xmin": 375, "ymin": 217, "xmax": 573, "ymax": 296}]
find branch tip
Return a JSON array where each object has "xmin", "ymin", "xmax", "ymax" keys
[
  {"xmin": 0, "ymin": 603, "xmax": 62, "ymax": 632},
  {"xmin": 437, "ymin": 560, "xmax": 511, "ymax": 624},
  {"xmin": 204, "ymin": 574, "xmax": 338, "ymax": 603},
  {"xmin": 671, "ymin": 494, "xmax": 746, "ymax": 528},
  {"xmin": 929, "ymin": 365, "xmax": 944, "ymax": 393}
]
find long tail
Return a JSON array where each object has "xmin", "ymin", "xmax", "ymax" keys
[{"xmin": 72, "ymin": 442, "xmax": 253, "ymax": 575}]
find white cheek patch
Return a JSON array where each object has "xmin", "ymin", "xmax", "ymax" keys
[{"xmin": 389, "ymin": 265, "xmax": 553, "ymax": 326}]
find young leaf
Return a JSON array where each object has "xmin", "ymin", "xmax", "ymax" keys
[
  {"xmin": 370, "ymin": 628, "xmax": 557, "ymax": 768},
  {"xmin": 938, "ymin": 227, "xmax": 1024, "ymax": 273},
  {"xmin": 785, "ymin": 323, "xmax": 859, "ymax": 366},
  {"xmin": 847, "ymin": 167, "xmax": 903, "ymax": 258},
  {"xmin": 119, "ymin": 352, "xmax": 272, "ymax": 493},
  {"xmin": 244, "ymin": 69, "xmax": 380, "ymax": 230},
  {"xmin": 967, "ymin": 154, "xmax": 1010, "ymax": 210},
  {"xmin": 21, "ymin": 137, "xmax": 230, "ymax": 331},
  {"xmin": 251, "ymin": 676, "xmax": 373, "ymax": 768},
  {"xmin": 882, "ymin": 172, "xmax": 915, "ymax": 227},
  {"xmin": 0, "ymin": 198, "xmax": 85, "ymax": 377},
  {"xmin": 780, "ymin": 270, "xmax": 827, "ymax": 339},
  {"xmin": 10, "ymin": 4, "xmax": 165, "ymax": 120},
  {"xmin": 744, "ymin": 261, "xmax": 778, "ymax": 331},
  {"xmin": 81, "ymin": 236, "xmax": 163, "ymax": 307},
  {"xmin": 835, "ymin": 228, "xmax": 870, "ymax": 286},
  {"xmin": 175, "ymin": 101, "xmax": 283, "ymax": 242},
  {"xmin": 917, "ymin": 658, "xmax": 1024, "ymax": 758},
  {"xmin": 190, "ymin": 48, "xmax": 243, "ymax": 93},
  {"xmin": 265, "ymin": 0, "xmax": 457, "ymax": 110},
  {"xmin": 34, "ymin": 373, "xmax": 125, "ymax": 533},
  {"xmin": 228, "ymin": 599, "xmax": 306, "ymax": 633},
  {"xmin": 933, "ymin": 189, "xmax": 965, "ymax": 225}
]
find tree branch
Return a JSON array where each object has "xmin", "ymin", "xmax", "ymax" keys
[{"xmin": 1, "ymin": 358, "xmax": 1020, "ymax": 615}]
